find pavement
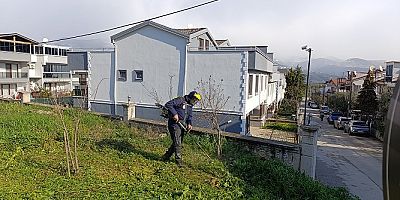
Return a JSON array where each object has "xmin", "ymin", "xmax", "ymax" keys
[{"xmin": 313, "ymin": 113, "xmax": 383, "ymax": 200}]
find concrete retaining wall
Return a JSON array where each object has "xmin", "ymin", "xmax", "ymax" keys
[{"xmin": 129, "ymin": 117, "xmax": 302, "ymax": 171}]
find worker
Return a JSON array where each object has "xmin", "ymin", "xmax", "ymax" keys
[{"xmin": 161, "ymin": 91, "xmax": 202, "ymax": 167}]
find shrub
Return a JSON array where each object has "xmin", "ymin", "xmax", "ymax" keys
[{"xmin": 264, "ymin": 122, "xmax": 298, "ymax": 132}]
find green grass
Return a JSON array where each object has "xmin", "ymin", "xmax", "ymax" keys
[
  {"xmin": 0, "ymin": 102, "xmax": 357, "ymax": 199},
  {"xmin": 263, "ymin": 122, "xmax": 298, "ymax": 133}
]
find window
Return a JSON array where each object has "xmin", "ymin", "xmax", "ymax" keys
[
  {"xmin": 205, "ymin": 40, "xmax": 209, "ymax": 50},
  {"xmin": 255, "ymin": 75, "xmax": 259, "ymax": 95},
  {"xmin": 386, "ymin": 65, "xmax": 393, "ymax": 77},
  {"xmin": 198, "ymin": 38, "xmax": 204, "ymax": 50},
  {"xmin": 45, "ymin": 47, "xmax": 51, "ymax": 55},
  {"xmin": 0, "ymin": 41, "xmax": 13, "ymax": 52},
  {"xmin": 386, "ymin": 64, "xmax": 394, "ymax": 82},
  {"xmin": 35, "ymin": 46, "xmax": 43, "ymax": 54},
  {"xmin": 133, "ymin": 70, "xmax": 143, "ymax": 81},
  {"xmin": 118, "ymin": 70, "xmax": 127, "ymax": 81},
  {"xmin": 248, "ymin": 75, "xmax": 253, "ymax": 98}
]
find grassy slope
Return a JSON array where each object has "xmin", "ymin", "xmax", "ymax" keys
[{"xmin": 0, "ymin": 103, "xmax": 357, "ymax": 199}]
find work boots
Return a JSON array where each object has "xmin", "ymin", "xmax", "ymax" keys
[
  {"xmin": 161, "ymin": 153, "xmax": 171, "ymax": 161},
  {"xmin": 176, "ymin": 159, "xmax": 184, "ymax": 168}
]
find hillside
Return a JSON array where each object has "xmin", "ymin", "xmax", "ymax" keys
[
  {"xmin": 0, "ymin": 102, "xmax": 357, "ymax": 199},
  {"xmin": 280, "ymin": 57, "xmax": 385, "ymax": 83}
]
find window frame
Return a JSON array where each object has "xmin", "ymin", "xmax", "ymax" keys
[
  {"xmin": 117, "ymin": 70, "xmax": 127, "ymax": 81},
  {"xmin": 133, "ymin": 70, "xmax": 143, "ymax": 82}
]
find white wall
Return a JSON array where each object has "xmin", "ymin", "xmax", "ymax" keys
[
  {"xmin": 186, "ymin": 51, "xmax": 243, "ymax": 113},
  {"xmin": 114, "ymin": 25, "xmax": 188, "ymax": 105},
  {"xmin": 245, "ymin": 71, "xmax": 279, "ymax": 114},
  {"xmin": 89, "ymin": 51, "xmax": 114, "ymax": 102},
  {"xmin": 254, "ymin": 52, "xmax": 274, "ymax": 72}
]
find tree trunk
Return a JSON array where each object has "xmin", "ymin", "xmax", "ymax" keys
[
  {"xmin": 73, "ymin": 118, "xmax": 80, "ymax": 174},
  {"xmin": 217, "ymin": 128, "xmax": 222, "ymax": 158}
]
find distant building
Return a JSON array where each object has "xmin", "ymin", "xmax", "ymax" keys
[
  {"xmin": 384, "ymin": 61, "xmax": 400, "ymax": 84},
  {"xmin": 0, "ymin": 33, "xmax": 69, "ymax": 98},
  {"xmin": 88, "ymin": 21, "xmax": 286, "ymax": 134}
]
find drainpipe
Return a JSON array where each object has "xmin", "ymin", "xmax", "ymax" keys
[
  {"xmin": 87, "ymin": 52, "xmax": 92, "ymax": 111},
  {"xmin": 112, "ymin": 40, "xmax": 117, "ymax": 116},
  {"xmin": 183, "ymin": 43, "xmax": 189, "ymax": 96}
]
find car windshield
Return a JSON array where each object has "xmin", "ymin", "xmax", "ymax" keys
[
  {"xmin": 353, "ymin": 121, "xmax": 366, "ymax": 126},
  {"xmin": 331, "ymin": 113, "xmax": 342, "ymax": 116},
  {"xmin": 341, "ymin": 118, "xmax": 350, "ymax": 121}
]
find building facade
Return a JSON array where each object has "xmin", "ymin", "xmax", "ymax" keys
[
  {"xmin": 0, "ymin": 33, "xmax": 71, "ymax": 98},
  {"xmin": 88, "ymin": 21, "xmax": 286, "ymax": 134}
]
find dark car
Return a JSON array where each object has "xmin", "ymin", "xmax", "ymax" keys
[
  {"xmin": 344, "ymin": 120, "xmax": 369, "ymax": 135},
  {"xmin": 327, "ymin": 112, "xmax": 342, "ymax": 124}
]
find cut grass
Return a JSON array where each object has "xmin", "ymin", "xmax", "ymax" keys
[{"xmin": 0, "ymin": 102, "xmax": 357, "ymax": 199}]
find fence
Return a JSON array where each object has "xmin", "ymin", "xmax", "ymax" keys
[
  {"xmin": 0, "ymin": 72, "xmax": 28, "ymax": 79},
  {"xmin": 31, "ymin": 97, "xmax": 73, "ymax": 106}
]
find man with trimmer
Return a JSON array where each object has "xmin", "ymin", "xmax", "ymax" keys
[{"xmin": 160, "ymin": 91, "xmax": 202, "ymax": 167}]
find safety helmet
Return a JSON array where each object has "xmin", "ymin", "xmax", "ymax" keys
[{"xmin": 188, "ymin": 91, "xmax": 201, "ymax": 101}]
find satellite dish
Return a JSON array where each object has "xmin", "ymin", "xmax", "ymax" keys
[
  {"xmin": 380, "ymin": 66, "xmax": 384, "ymax": 71},
  {"xmin": 384, "ymin": 78, "xmax": 400, "ymax": 200},
  {"xmin": 42, "ymin": 38, "xmax": 49, "ymax": 43}
]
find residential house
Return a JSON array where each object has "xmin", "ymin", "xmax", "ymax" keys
[
  {"xmin": 0, "ymin": 33, "xmax": 32, "ymax": 98},
  {"xmin": 0, "ymin": 33, "xmax": 79, "ymax": 99},
  {"xmin": 88, "ymin": 21, "xmax": 286, "ymax": 135},
  {"xmin": 384, "ymin": 61, "xmax": 400, "ymax": 85}
]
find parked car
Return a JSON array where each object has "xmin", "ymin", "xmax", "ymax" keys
[
  {"xmin": 327, "ymin": 112, "xmax": 342, "ymax": 124},
  {"xmin": 320, "ymin": 106, "xmax": 329, "ymax": 115},
  {"xmin": 336, "ymin": 117, "xmax": 351, "ymax": 130},
  {"xmin": 309, "ymin": 102, "xmax": 319, "ymax": 109},
  {"xmin": 344, "ymin": 120, "xmax": 370, "ymax": 136}
]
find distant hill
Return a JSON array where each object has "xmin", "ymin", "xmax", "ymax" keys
[{"xmin": 279, "ymin": 58, "xmax": 385, "ymax": 83}]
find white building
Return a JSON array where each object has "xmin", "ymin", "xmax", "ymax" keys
[
  {"xmin": 89, "ymin": 21, "xmax": 286, "ymax": 134},
  {"xmin": 0, "ymin": 33, "xmax": 72, "ymax": 98}
]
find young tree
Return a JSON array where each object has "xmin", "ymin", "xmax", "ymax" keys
[
  {"xmin": 277, "ymin": 66, "xmax": 305, "ymax": 115},
  {"xmin": 196, "ymin": 75, "xmax": 230, "ymax": 158},
  {"xmin": 376, "ymin": 87, "xmax": 393, "ymax": 135},
  {"xmin": 356, "ymin": 70, "xmax": 378, "ymax": 116},
  {"xmin": 284, "ymin": 66, "xmax": 306, "ymax": 101}
]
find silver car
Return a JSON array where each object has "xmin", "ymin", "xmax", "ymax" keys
[
  {"xmin": 336, "ymin": 117, "xmax": 351, "ymax": 130},
  {"xmin": 344, "ymin": 120, "xmax": 369, "ymax": 136}
]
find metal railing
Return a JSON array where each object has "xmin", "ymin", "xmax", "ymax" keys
[
  {"xmin": 0, "ymin": 72, "xmax": 28, "ymax": 79},
  {"xmin": 43, "ymin": 73, "xmax": 70, "ymax": 79}
]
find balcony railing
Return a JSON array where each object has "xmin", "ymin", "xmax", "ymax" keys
[
  {"xmin": 43, "ymin": 73, "xmax": 70, "ymax": 79},
  {"xmin": 0, "ymin": 72, "xmax": 28, "ymax": 79}
]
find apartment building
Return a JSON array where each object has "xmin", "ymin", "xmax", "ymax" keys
[{"xmin": 0, "ymin": 33, "xmax": 73, "ymax": 98}]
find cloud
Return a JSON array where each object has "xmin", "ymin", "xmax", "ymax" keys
[{"xmin": 1, "ymin": 0, "xmax": 399, "ymax": 61}]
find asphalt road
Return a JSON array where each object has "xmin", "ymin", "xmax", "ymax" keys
[{"xmin": 314, "ymin": 114, "xmax": 383, "ymax": 200}]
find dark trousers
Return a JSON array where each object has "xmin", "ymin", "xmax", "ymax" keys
[{"xmin": 164, "ymin": 120, "xmax": 185, "ymax": 162}]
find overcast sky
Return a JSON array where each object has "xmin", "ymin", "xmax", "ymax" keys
[{"xmin": 1, "ymin": 0, "xmax": 399, "ymax": 61}]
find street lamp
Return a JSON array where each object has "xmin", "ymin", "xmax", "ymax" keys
[{"xmin": 302, "ymin": 45, "xmax": 312, "ymax": 125}]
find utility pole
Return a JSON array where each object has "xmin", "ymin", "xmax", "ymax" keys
[
  {"xmin": 347, "ymin": 71, "xmax": 354, "ymax": 117},
  {"xmin": 302, "ymin": 45, "xmax": 312, "ymax": 125}
]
